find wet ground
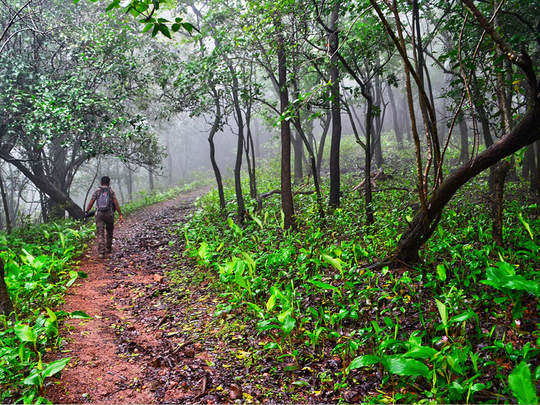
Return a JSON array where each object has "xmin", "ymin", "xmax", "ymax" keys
[
  {"xmin": 45, "ymin": 188, "xmax": 377, "ymax": 404},
  {"xmin": 45, "ymin": 189, "xmax": 235, "ymax": 403}
]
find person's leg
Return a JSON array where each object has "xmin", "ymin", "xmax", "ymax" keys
[
  {"xmin": 96, "ymin": 213, "xmax": 106, "ymax": 258},
  {"xmin": 105, "ymin": 218, "xmax": 114, "ymax": 253}
]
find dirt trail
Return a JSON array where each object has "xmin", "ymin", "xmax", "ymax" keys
[
  {"xmin": 46, "ymin": 188, "xmax": 334, "ymax": 404},
  {"xmin": 46, "ymin": 189, "xmax": 216, "ymax": 403}
]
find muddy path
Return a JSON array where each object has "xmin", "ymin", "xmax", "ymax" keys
[
  {"xmin": 46, "ymin": 188, "xmax": 343, "ymax": 404},
  {"xmin": 45, "ymin": 188, "xmax": 252, "ymax": 403}
]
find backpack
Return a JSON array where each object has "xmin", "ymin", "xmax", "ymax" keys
[{"xmin": 96, "ymin": 187, "xmax": 113, "ymax": 212}]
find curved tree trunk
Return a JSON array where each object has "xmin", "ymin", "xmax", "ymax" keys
[
  {"xmin": 0, "ymin": 154, "xmax": 85, "ymax": 219},
  {"xmin": 0, "ymin": 171, "xmax": 12, "ymax": 233},
  {"xmin": 316, "ymin": 112, "xmax": 331, "ymax": 177},
  {"xmin": 0, "ymin": 259, "xmax": 13, "ymax": 316},
  {"xmin": 227, "ymin": 62, "xmax": 246, "ymax": 225},
  {"xmin": 394, "ymin": 103, "xmax": 540, "ymax": 263},
  {"xmin": 208, "ymin": 94, "xmax": 226, "ymax": 212}
]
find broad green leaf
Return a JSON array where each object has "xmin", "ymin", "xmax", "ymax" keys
[
  {"xmin": 45, "ymin": 307, "xmax": 57, "ymax": 322},
  {"xmin": 322, "ymin": 254, "xmax": 344, "ymax": 278},
  {"xmin": 308, "ymin": 278, "xmax": 339, "ymax": 293},
  {"xmin": 14, "ymin": 324, "xmax": 37, "ymax": 343},
  {"xmin": 281, "ymin": 314, "xmax": 296, "ymax": 335},
  {"xmin": 482, "ymin": 262, "xmax": 539, "ymax": 296},
  {"xmin": 508, "ymin": 362, "xmax": 538, "ymax": 405},
  {"xmin": 266, "ymin": 293, "xmax": 276, "ymax": 311},
  {"xmin": 348, "ymin": 355, "xmax": 380, "ymax": 370},
  {"xmin": 277, "ymin": 309, "xmax": 291, "ymax": 323},
  {"xmin": 245, "ymin": 302, "xmax": 263, "ymax": 317},
  {"xmin": 435, "ymin": 299, "xmax": 448, "ymax": 328},
  {"xmin": 404, "ymin": 346, "xmax": 438, "ymax": 360},
  {"xmin": 42, "ymin": 358, "xmax": 71, "ymax": 378},
  {"xmin": 23, "ymin": 369, "xmax": 42, "ymax": 386},
  {"xmin": 382, "ymin": 356, "xmax": 430, "ymax": 378},
  {"xmin": 449, "ymin": 311, "xmax": 478, "ymax": 324},
  {"xmin": 436, "ymin": 264, "xmax": 446, "ymax": 282},
  {"xmin": 182, "ymin": 22, "xmax": 195, "ymax": 33},
  {"xmin": 518, "ymin": 213, "xmax": 534, "ymax": 240}
]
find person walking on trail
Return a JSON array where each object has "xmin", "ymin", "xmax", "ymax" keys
[{"xmin": 86, "ymin": 176, "xmax": 123, "ymax": 258}]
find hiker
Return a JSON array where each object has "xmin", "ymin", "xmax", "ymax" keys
[{"xmin": 86, "ymin": 176, "xmax": 123, "ymax": 258}]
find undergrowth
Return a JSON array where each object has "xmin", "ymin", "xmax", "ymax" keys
[
  {"xmin": 0, "ymin": 181, "xmax": 202, "ymax": 403},
  {"xmin": 182, "ymin": 157, "xmax": 539, "ymax": 403},
  {"xmin": 0, "ymin": 221, "xmax": 94, "ymax": 403}
]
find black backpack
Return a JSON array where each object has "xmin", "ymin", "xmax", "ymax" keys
[{"xmin": 96, "ymin": 188, "xmax": 113, "ymax": 212}]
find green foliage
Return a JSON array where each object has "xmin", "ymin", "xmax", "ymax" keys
[
  {"xmin": 0, "ymin": 221, "xmax": 94, "ymax": 402},
  {"xmin": 181, "ymin": 161, "xmax": 539, "ymax": 403},
  {"xmin": 83, "ymin": 0, "xmax": 195, "ymax": 38},
  {"xmin": 481, "ymin": 261, "xmax": 539, "ymax": 297},
  {"xmin": 508, "ymin": 362, "xmax": 538, "ymax": 405}
]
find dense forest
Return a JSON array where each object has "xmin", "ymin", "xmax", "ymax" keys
[{"xmin": 0, "ymin": 0, "xmax": 538, "ymax": 403}]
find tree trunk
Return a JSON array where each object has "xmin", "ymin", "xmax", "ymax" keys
[
  {"xmin": 365, "ymin": 96, "xmax": 374, "ymax": 225},
  {"xmin": 394, "ymin": 102, "xmax": 539, "ymax": 263},
  {"xmin": 372, "ymin": 67, "xmax": 384, "ymax": 169},
  {"xmin": 248, "ymin": 128, "xmax": 258, "ymax": 199},
  {"xmin": 275, "ymin": 16, "xmax": 295, "ymax": 230},
  {"xmin": 244, "ymin": 107, "xmax": 258, "ymax": 200},
  {"xmin": 473, "ymin": 75, "xmax": 494, "ymax": 148},
  {"xmin": 39, "ymin": 192, "xmax": 49, "ymax": 222},
  {"xmin": 0, "ymin": 259, "xmax": 13, "ymax": 316},
  {"xmin": 373, "ymin": 133, "xmax": 383, "ymax": 169},
  {"xmin": 412, "ymin": 0, "xmax": 441, "ymax": 180},
  {"xmin": 316, "ymin": 112, "xmax": 331, "ymax": 177},
  {"xmin": 48, "ymin": 200, "xmax": 66, "ymax": 220},
  {"xmin": 458, "ymin": 116, "xmax": 469, "ymax": 163},
  {"xmin": 0, "ymin": 171, "xmax": 12, "ymax": 233},
  {"xmin": 490, "ymin": 161, "xmax": 511, "ymax": 245},
  {"xmin": 388, "ymin": 86, "xmax": 404, "ymax": 149},
  {"xmin": 291, "ymin": 118, "xmax": 325, "ymax": 219},
  {"xmin": 293, "ymin": 131, "xmax": 304, "ymax": 184},
  {"xmin": 0, "ymin": 154, "xmax": 84, "ymax": 219},
  {"xmin": 149, "ymin": 169, "xmax": 154, "ymax": 191},
  {"xmin": 522, "ymin": 145, "xmax": 533, "ymax": 180},
  {"xmin": 209, "ymin": 94, "xmax": 226, "ymax": 212},
  {"xmin": 328, "ymin": 2, "xmax": 342, "ymax": 208}
]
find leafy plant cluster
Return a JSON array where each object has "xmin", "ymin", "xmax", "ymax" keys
[
  {"xmin": 182, "ymin": 156, "xmax": 538, "ymax": 403},
  {"xmin": 0, "ymin": 221, "xmax": 94, "ymax": 403}
]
